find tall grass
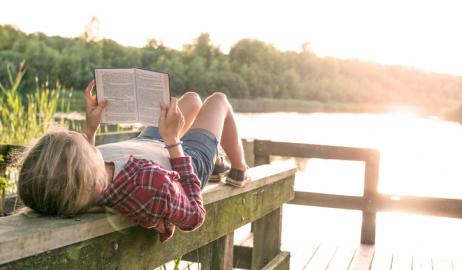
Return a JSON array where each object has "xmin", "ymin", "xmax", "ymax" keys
[{"xmin": 0, "ymin": 62, "xmax": 63, "ymax": 145}]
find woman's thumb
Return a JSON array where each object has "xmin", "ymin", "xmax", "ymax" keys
[{"xmin": 95, "ymin": 100, "xmax": 108, "ymax": 113}]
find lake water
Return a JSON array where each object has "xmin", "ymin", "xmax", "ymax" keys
[{"xmin": 236, "ymin": 112, "xmax": 462, "ymax": 254}]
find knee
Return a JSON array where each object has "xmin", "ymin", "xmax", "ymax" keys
[
  {"xmin": 208, "ymin": 92, "xmax": 229, "ymax": 105},
  {"xmin": 183, "ymin": 91, "xmax": 202, "ymax": 108}
]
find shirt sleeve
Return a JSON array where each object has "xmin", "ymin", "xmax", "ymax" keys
[{"xmin": 162, "ymin": 156, "xmax": 206, "ymax": 231}]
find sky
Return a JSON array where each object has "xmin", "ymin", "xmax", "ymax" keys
[{"xmin": 1, "ymin": 0, "xmax": 461, "ymax": 76}]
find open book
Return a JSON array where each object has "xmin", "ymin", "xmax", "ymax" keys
[{"xmin": 94, "ymin": 68, "xmax": 170, "ymax": 126}]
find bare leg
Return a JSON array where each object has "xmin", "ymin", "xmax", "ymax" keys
[
  {"xmin": 191, "ymin": 93, "xmax": 246, "ymax": 170},
  {"xmin": 177, "ymin": 91, "xmax": 202, "ymax": 137}
]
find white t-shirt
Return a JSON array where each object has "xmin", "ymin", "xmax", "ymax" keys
[{"xmin": 97, "ymin": 138, "xmax": 171, "ymax": 178}]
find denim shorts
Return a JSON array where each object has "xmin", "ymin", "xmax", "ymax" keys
[{"xmin": 136, "ymin": 126, "xmax": 218, "ymax": 189}]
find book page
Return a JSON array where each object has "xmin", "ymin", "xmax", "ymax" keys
[
  {"xmin": 135, "ymin": 69, "xmax": 170, "ymax": 126},
  {"xmin": 95, "ymin": 69, "xmax": 138, "ymax": 123}
]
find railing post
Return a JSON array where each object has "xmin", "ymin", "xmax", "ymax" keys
[
  {"xmin": 193, "ymin": 232, "xmax": 234, "ymax": 270},
  {"xmin": 242, "ymin": 138, "xmax": 255, "ymax": 167},
  {"xmin": 251, "ymin": 207, "xmax": 283, "ymax": 270},
  {"xmin": 361, "ymin": 150, "xmax": 380, "ymax": 244},
  {"xmin": 210, "ymin": 232, "xmax": 234, "ymax": 270},
  {"xmin": 254, "ymin": 140, "xmax": 270, "ymax": 166}
]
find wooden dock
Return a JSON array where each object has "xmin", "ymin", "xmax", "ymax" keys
[{"xmin": 3, "ymin": 134, "xmax": 462, "ymax": 269}]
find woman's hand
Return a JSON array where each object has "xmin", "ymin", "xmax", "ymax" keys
[
  {"xmin": 83, "ymin": 80, "xmax": 107, "ymax": 140},
  {"xmin": 159, "ymin": 97, "xmax": 185, "ymax": 145}
]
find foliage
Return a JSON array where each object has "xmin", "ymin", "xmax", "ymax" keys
[
  {"xmin": 1, "ymin": 24, "xmax": 462, "ymax": 115},
  {"xmin": 161, "ymin": 256, "xmax": 183, "ymax": 270},
  {"xmin": 0, "ymin": 62, "xmax": 61, "ymax": 145},
  {"xmin": 0, "ymin": 154, "xmax": 11, "ymax": 215}
]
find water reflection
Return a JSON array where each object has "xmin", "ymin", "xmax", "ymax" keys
[{"xmin": 237, "ymin": 112, "xmax": 462, "ymax": 199}]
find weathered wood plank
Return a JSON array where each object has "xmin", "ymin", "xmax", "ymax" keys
[
  {"xmin": 282, "ymin": 237, "xmax": 319, "ymax": 270},
  {"xmin": 452, "ymin": 256, "xmax": 462, "ymax": 270},
  {"xmin": 375, "ymin": 195, "xmax": 462, "ymax": 219},
  {"xmin": 242, "ymin": 138, "xmax": 255, "ymax": 167},
  {"xmin": 361, "ymin": 211, "xmax": 377, "ymax": 245},
  {"xmin": 203, "ymin": 163, "xmax": 296, "ymax": 205},
  {"xmin": 370, "ymin": 248, "xmax": 392, "ymax": 270},
  {"xmin": 185, "ymin": 232, "xmax": 234, "ymax": 270},
  {"xmin": 326, "ymin": 245, "xmax": 356, "ymax": 270},
  {"xmin": 391, "ymin": 253, "xmax": 412, "ymax": 270},
  {"xmin": 348, "ymin": 244, "xmax": 375, "ymax": 270},
  {"xmin": 412, "ymin": 254, "xmax": 432, "ymax": 270},
  {"xmin": 252, "ymin": 207, "xmax": 282, "ymax": 270},
  {"xmin": 303, "ymin": 243, "xmax": 336, "ymax": 270},
  {"xmin": 210, "ymin": 232, "xmax": 234, "ymax": 270},
  {"xmin": 289, "ymin": 192, "xmax": 462, "ymax": 221},
  {"xmin": 261, "ymin": 251, "xmax": 290, "ymax": 270},
  {"xmin": 432, "ymin": 256, "xmax": 453, "ymax": 270},
  {"xmin": 0, "ymin": 164, "xmax": 295, "ymax": 268},
  {"xmin": 361, "ymin": 152, "xmax": 380, "ymax": 245},
  {"xmin": 233, "ymin": 245, "xmax": 252, "ymax": 269},
  {"xmin": 254, "ymin": 140, "xmax": 380, "ymax": 162},
  {"xmin": 288, "ymin": 191, "xmax": 364, "ymax": 210}
]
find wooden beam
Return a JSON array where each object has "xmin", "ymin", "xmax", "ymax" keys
[
  {"xmin": 203, "ymin": 163, "xmax": 296, "ymax": 205},
  {"xmin": 360, "ymin": 212, "xmax": 376, "ymax": 245},
  {"xmin": 348, "ymin": 244, "xmax": 375, "ymax": 270},
  {"xmin": 210, "ymin": 232, "xmax": 234, "ymax": 270},
  {"xmin": 0, "ymin": 165, "xmax": 295, "ymax": 269},
  {"xmin": 242, "ymin": 139, "xmax": 255, "ymax": 167},
  {"xmin": 288, "ymin": 191, "xmax": 462, "ymax": 220},
  {"xmin": 260, "ymin": 251, "xmax": 290, "ymax": 270},
  {"xmin": 361, "ymin": 156, "xmax": 380, "ymax": 245},
  {"xmin": 233, "ymin": 245, "xmax": 252, "ymax": 269},
  {"xmin": 182, "ymin": 232, "xmax": 234, "ymax": 270},
  {"xmin": 254, "ymin": 140, "xmax": 379, "ymax": 162},
  {"xmin": 375, "ymin": 194, "xmax": 462, "ymax": 219},
  {"xmin": 252, "ymin": 208, "xmax": 282, "ymax": 270},
  {"xmin": 288, "ymin": 191, "xmax": 365, "ymax": 210}
]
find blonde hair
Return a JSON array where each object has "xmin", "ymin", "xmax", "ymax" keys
[{"xmin": 18, "ymin": 130, "xmax": 107, "ymax": 216}]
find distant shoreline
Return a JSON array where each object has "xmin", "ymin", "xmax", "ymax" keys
[
  {"xmin": 230, "ymin": 98, "xmax": 462, "ymax": 123},
  {"xmin": 59, "ymin": 92, "xmax": 462, "ymax": 123}
]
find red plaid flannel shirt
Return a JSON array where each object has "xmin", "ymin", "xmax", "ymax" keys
[{"xmin": 98, "ymin": 155, "xmax": 206, "ymax": 242}]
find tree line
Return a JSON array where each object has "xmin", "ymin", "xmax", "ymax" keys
[{"xmin": 1, "ymin": 24, "xmax": 462, "ymax": 114}]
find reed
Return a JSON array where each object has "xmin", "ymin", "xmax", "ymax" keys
[{"xmin": 0, "ymin": 62, "xmax": 64, "ymax": 145}]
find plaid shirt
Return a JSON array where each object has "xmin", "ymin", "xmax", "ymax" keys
[{"xmin": 98, "ymin": 155, "xmax": 206, "ymax": 242}]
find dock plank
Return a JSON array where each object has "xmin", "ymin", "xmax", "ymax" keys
[
  {"xmin": 326, "ymin": 245, "xmax": 356, "ymax": 270},
  {"xmin": 370, "ymin": 248, "xmax": 392, "ymax": 270},
  {"xmin": 432, "ymin": 256, "xmax": 453, "ymax": 270},
  {"xmin": 303, "ymin": 243, "xmax": 336, "ymax": 270},
  {"xmin": 412, "ymin": 254, "xmax": 432, "ymax": 270},
  {"xmin": 391, "ymin": 253, "xmax": 412, "ymax": 270},
  {"xmin": 348, "ymin": 244, "xmax": 375, "ymax": 270},
  {"xmin": 292, "ymin": 241, "xmax": 320, "ymax": 270},
  {"xmin": 452, "ymin": 257, "xmax": 462, "ymax": 270}
]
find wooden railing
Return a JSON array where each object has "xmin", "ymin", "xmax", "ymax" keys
[
  {"xmin": 0, "ymin": 134, "xmax": 296, "ymax": 270},
  {"xmin": 253, "ymin": 139, "xmax": 462, "ymax": 245}
]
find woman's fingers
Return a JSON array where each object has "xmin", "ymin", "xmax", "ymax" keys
[
  {"xmin": 168, "ymin": 97, "xmax": 178, "ymax": 116},
  {"xmin": 159, "ymin": 102, "xmax": 167, "ymax": 121},
  {"xmin": 85, "ymin": 80, "xmax": 97, "ymax": 107}
]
